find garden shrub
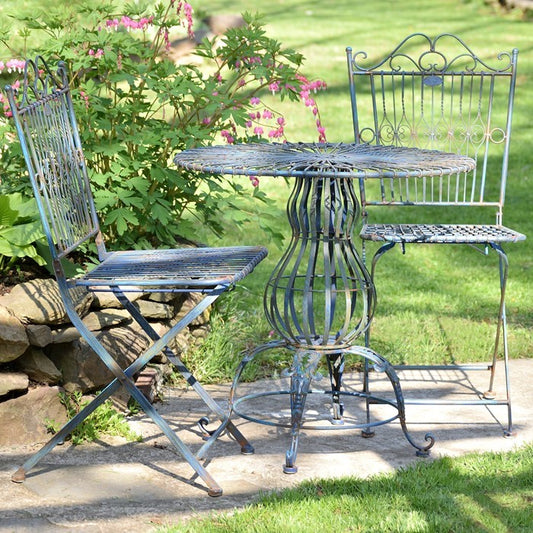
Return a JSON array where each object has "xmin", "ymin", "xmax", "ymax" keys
[{"xmin": 0, "ymin": 1, "xmax": 326, "ymax": 259}]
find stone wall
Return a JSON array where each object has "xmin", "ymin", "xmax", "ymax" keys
[{"xmin": 0, "ymin": 278, "xmax": 209, "ymax": 446}]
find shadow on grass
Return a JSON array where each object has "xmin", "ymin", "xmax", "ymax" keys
[{"xmin": 171, "ymin": 444, "xmax": 533, "ymax": 532}]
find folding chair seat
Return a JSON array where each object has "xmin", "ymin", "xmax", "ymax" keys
[
  {"xmin": 5, "ymin": 56, "xmax": 267, "ymax": 497},
  {"xmin": 346, "ymin": 33, "xmax": 525, "ymax": 435}
]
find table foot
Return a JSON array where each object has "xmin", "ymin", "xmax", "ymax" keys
[{"xmin": 348, "ymin": 346, "xmax": 436, "ymax": 457}]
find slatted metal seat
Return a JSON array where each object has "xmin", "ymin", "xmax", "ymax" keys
[
  {"xmin": 346, "ymin": 33, "xmax": 526, "ymax": 435},
  {"xmin": 5, "ymin": 56, "xmax": 267, "ymax": 497}
]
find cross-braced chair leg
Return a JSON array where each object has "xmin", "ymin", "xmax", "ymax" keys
[
  {"xmin": 363, "ymin": 242, "xmax": 514, "ymax": 438},
  {"xmin": 12, "ymin": 282, "xmax": 232, "ymax": 496}
]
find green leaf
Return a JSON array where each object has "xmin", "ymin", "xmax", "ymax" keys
[
  {"xmin": 0, "ymin": 195, "xmax": 19, "ymax": 226},
  {"xmin": 0, "ymin": 220, "xmax": 44, "ymax": 246}
]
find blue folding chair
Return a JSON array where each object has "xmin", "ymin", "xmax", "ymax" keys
[{"xmin": 5, "ymin": 56, "xmax": 267, "ymax": 497}]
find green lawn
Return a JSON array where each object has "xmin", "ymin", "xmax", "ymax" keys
[
  {"xmin": 184, "ymin": 0, "xmax": 533, "ymax": 376},
  {"xmin": 163, "ymin": 444, "xmax": 533, "ymax": 532}
]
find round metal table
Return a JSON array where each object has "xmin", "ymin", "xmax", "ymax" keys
[{"xmin": 174, "ymin": 142, "xmax": 476, "ymax": 472}]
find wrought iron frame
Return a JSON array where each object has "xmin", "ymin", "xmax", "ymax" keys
[
  {"xmin": 175, "ymin": 142, "xmax": 476, "ymax": 473},
  {"xmin": 346, "ymin": 33, "xmax": 526, "ymax": 437},
  {"xmin": 5, "ymin": 57, "xmax": 268, "ymax": 497}
]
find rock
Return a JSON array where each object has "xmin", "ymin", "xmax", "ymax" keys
[
  {"xmin": 0, "ymin": 278, "xmax": 93, "ymax": 325},
  {"xmin": 134, "ymin": 300, "xmax": 174, "ymax": 320},
  {"xmin": 51, "ymin": 326, "xmax": 82, "ymax": 344},
  {"xmin": 47, "ymin": 324, "xmax": 150, "ymax": 393},
  {"xmin": 82, "ymin": 309, "xmax": 132, "ymax": 330},
  {"xmin": 203, "ymin": 14, "xmax": 246, "ymax": 34},
  {"xmin": 146, "ymin": 292, "xmax": 184, "ymax": 305},
  {"xmin": 25, "ymin": 324, "xmax": 53, "ymax": 347},
  {"xmin": 50, "ymin": 309, "xmax": 132, "ymax": 344},
  {"xmin": 0, "ymin": 372, "xmax": 29, "ymax": 396},
  {"xmin": 91, "ymin": 288, "xmax": 144, "ymax": 309},
  {"xmin": 0, "ymin": 386, "xmax": 67, "ymax": 446},
  {"xmin": 174, "ymin": 292, "xmax": 211, "ymax": 326},
  {"xmin": 14, "ymin": 348, "xmax": 62, "ymax": 384},
  {"xmin": 0, "ymin": 305, "xmax": 30, "ymax": 363}
]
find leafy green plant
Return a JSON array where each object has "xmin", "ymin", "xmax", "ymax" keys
[
  {"xmin": 46, "ymin": 390, "xmax": 142, "ymax": 445},
  {"xmin": 0, "ymin": 1, "xmax": 326, "ymax": 251},
  {"xmin": 0, "ymin": 192, "xmax": 47, "ymax": 273}
]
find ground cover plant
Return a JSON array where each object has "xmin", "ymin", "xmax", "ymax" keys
[{"xmin": 0, "ymin": 0, "xmax": 326, "ymax": 253}]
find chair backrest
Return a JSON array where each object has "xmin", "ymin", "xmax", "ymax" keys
[
  {"xmin": 346, "ymin": 33, "xmax": 518, "ymax": 226},
  {"xmin": 4, "ymin": 57, "xmax": 104, "ymax": 278}
]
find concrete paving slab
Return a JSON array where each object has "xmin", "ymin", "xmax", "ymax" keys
[{"xmin": 0, "ymin": 359, "xmax": 531, "ymax": 532}]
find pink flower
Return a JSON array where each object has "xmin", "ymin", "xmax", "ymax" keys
[
  {"xmin": 221, "ymin": 130, "xmax": 235, "ymax": 144},
  {"xmin": 262, "ymin": 109, "xmax": 273, "ymax": 119},
  {"xmin": 177, "ymin": 2, "xmax": 194, "ymax": 39},
  {"xmin": 95, "ymin": 49, "xmax": 104, "ymax": 58},
  {"xmin": 162, "ymin": 28, "xmax": 171, "ymax": 51},
  {"xmin": 250, "ymin": 97, "xmax": 260, "ymax": 105},
  {"xmin": 253, "ymin": 126, "xmax": 264, "ymax": 136},
  {"xmin": 268, "ymin": 81, "xmax": 280, "ymax": 94},
  {"xmin": 249, "ymin": 176, "xmax": 260, "ymax": 187},
  {"xmin": 79, "ymin": 90, "xmax": 90, "ymax": 109},
  {"xmin": 106, "ymin": 18, "xmax": 119, "ymax": 29},
  {"xmin": 4, "ymin": 59, "xmax": 26, "ymax": 73}
]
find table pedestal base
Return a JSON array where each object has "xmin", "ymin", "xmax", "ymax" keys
[{"xmin": 230, "ymin": 341, "xmax": 435, "ymax": 474}]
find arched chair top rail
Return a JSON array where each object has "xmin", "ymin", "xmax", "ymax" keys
[
  {"xmin": 347, "ymin": 33, "xmax": 517, "ymax": 75},
  {"xmin": 5, "ymin": 55, "xmax": 67, "ymax": 109}
]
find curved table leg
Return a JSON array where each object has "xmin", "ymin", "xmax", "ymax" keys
[
  {"xmin": 326, "ymin": 352, "xmax": 345, "ymax": 424},
  {"xmin": 348, "ymin": 346, "xmax": 435, "ymax": 457}
]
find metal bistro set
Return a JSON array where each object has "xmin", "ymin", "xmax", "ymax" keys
[{"xmin": 5, "ymin": 33, "xmax": 525, "ymax": 496}]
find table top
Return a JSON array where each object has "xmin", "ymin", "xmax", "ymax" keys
[{"xmin": 174, "ymin": 142, "xmax": 476, "ymax": 179}]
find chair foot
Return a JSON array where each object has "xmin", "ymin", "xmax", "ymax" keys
[
  {"xmin": 208, "ymin": 487, "xmax": 223, "ymax": 497},
  {"xmin": 240, "ymin": 443, "xmax": 255, "ymax": 455},
  {"xmin": 483, "ymin": 390, "xmax": 496, "ymax": 400},
  {"xmin": 197, "ymin": 416, "xmax": 214, "ymax": 440},
  {"xmin": 283, "ymin": 464, "xmax": 298, "ymax": 474},
  {"xmin": 503, "ymin": 429, "xmax": 515, "ymax": 438},
  {"xmin": 11, "ymin": 467, "xmax": 26, "ymax": 483},
  {"xmin": 361, "ymin": 429, "xmax": 375, "ymax": 438}
]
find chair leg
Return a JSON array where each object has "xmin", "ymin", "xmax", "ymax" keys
[
  {"xmin": 363, "ymin": 241, "xmax": 397, "ymax": 437},
  {"xmin": 113, "ymin": 289, "xmax": 255, "ymax": 456},
  {"xmin": 12, "ymin": 288, "xmax": 228, "ymax": 496},
  {"xmin": 487, "ymin": 244, "xmax": 513, "ymax": 436}
]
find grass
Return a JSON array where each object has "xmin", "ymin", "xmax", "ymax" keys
[{"xmin": 160, "ymin": 443, "xmax": 533, "ymax": 532}]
